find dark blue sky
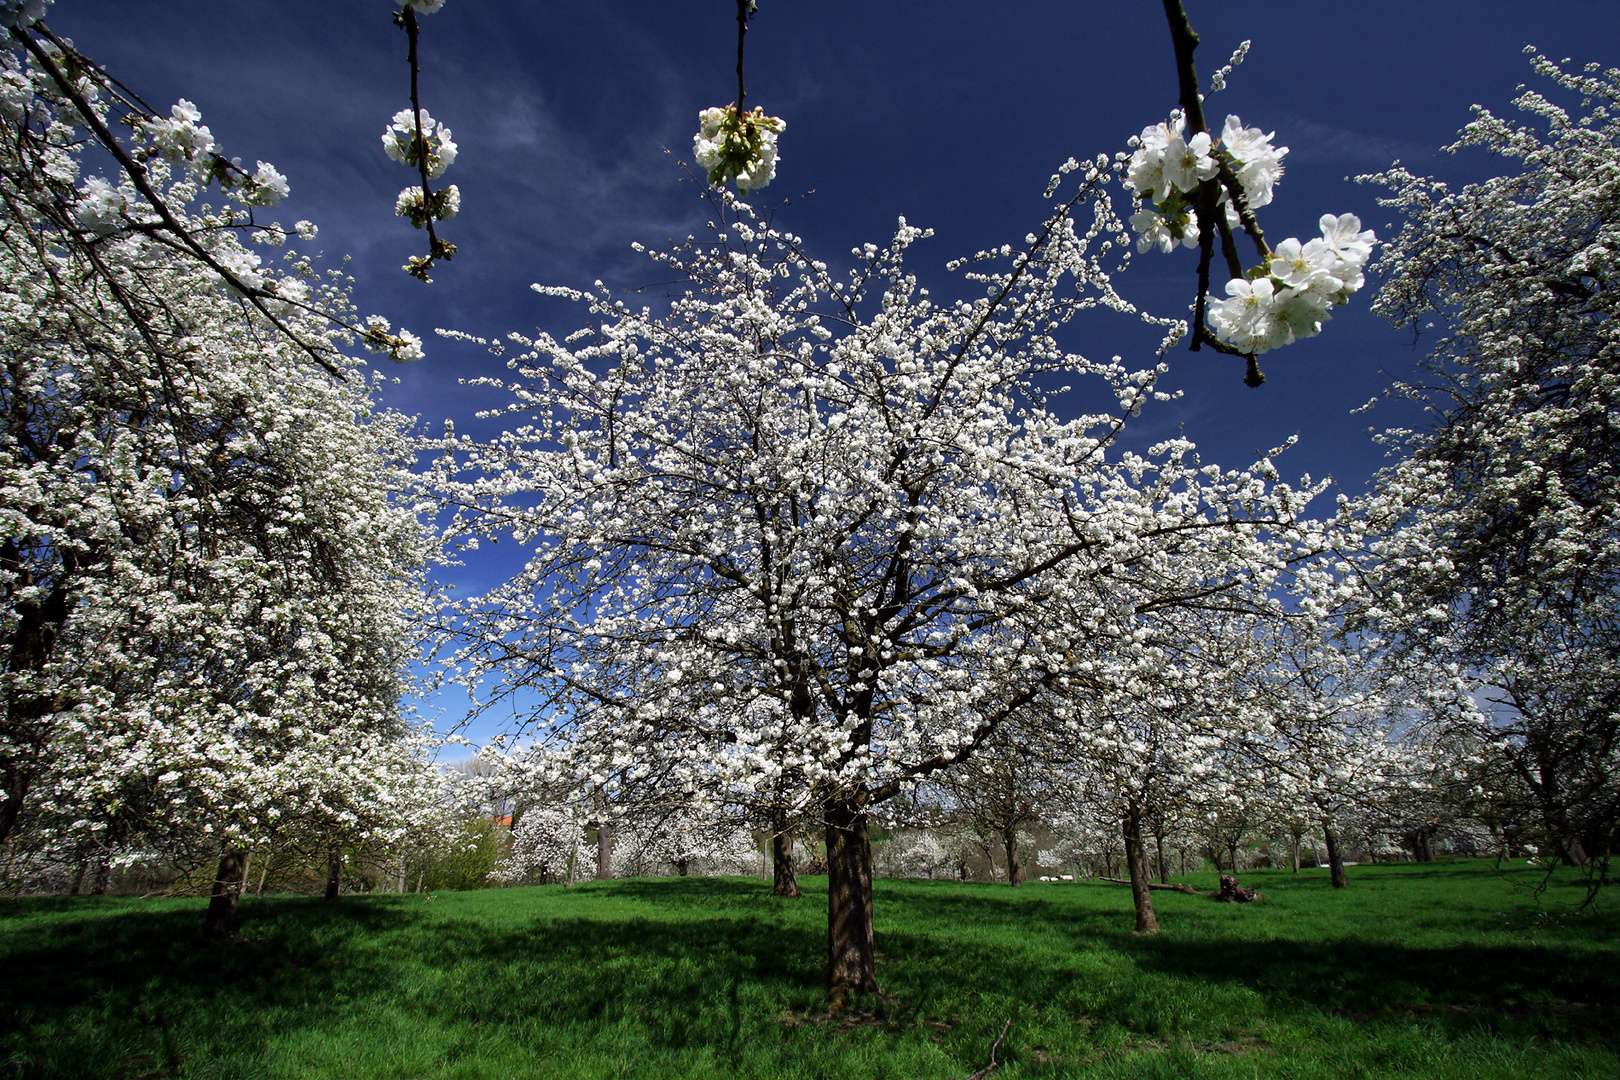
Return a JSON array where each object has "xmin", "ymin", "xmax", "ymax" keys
[{"xmin": 50, "ymin": 1, "xmax": 1620, "ymax": 734}]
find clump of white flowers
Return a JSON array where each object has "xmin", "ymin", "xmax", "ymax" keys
[
  {"xmin": 360, "ymin": 315, "xmax": 426, "ymax": 363},
  {"xmin": 1124, "ymin": 110, "xmax": 1374, "ymax": 356},
  {"xmin": 128, "ymin": 100, "xmax": 290, "ymax": 208},
  {"xmin": 693, "ymin": 104, "xmax": 784, "ymax": 194},
  {"xmin": 1208, "ymin": 214, "xmax": 1377, "ymax": 354},
  {"xmin": 381, "ymin": 104, "xmax": 459, "ymax": 279},
  {"xmin": 0, "ymin": 0, "xmax": 48, "ymax": 29},
  {"xmin": 382, "ymin": 106, "xmax": 457, "ymax": 179},
  {"xmin": 395, "ymin": 182, "xmax": 459, "ymax": 226},
  {"xmin": 1125, "ymin": 113, "xmax": 1285, "ymax": 254}
]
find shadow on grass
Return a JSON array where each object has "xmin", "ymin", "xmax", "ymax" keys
[
  {"xmin": 0, "ymin": 890, "xmax": 827, "ymax": 1079},
  {"xmin": 883, "ymin": 881, "xmax": 1620, "ymax": 1047}
]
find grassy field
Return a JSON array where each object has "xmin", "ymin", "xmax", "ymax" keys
[{"xmin": 2, "ymin": 860, "xmax": 1616, "ymax": 1079}]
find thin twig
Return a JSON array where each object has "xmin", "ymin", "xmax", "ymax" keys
[
  {"xmin": 958, "ymin": 1017, "xmax": 1012, "ymax": 1080},
  {"xmin": 735, "ymin": 0, "xmax": 750, "ymax": 111},
  {"xmin": 1158, "ymin": 0, "xmax": 1265, "ymax": 386},
  {"xmin": 401, "ymin": 7, "xmax": 454, "ymax": 281}
]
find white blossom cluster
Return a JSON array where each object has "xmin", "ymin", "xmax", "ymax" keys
[
  {"xmin": 0, "ymin": 0, "xmax": 48, "ymax": 29},
  {"xmin": 382, "ymin": 106, "xmax": 460, "ymax": 230},
  {"xmin": 1124, "ymin": 109, "xmax": 1376, "ymax": 356},
  {"xmin": 693, "ymin": 104, "xmax": 784, "ymax": 194},
  {"xmin": 132, "ymin": 99, "xmax": 290, "ymax": 210},
  {"xmin": 1206, "ymin": 213, "xmax": 1377, "ymax": 355},
  {"xmin": 1125, "ymin": 114, "xmax": 1284, "ymax": 254}
]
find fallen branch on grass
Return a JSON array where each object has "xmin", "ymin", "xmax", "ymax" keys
[
  {"xmin": 1096, "ymin": 877, "xmax": 1205, "ymax": 896},
  {"xmin": 956, "ymin": 1017, "xmax": 1013, "ymax": 1080}
]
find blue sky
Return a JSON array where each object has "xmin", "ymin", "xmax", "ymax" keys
[{"xmin": 51, "ymin": 1, "xmax": 1620, "ymax": 739}]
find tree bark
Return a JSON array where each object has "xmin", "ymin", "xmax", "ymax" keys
[
  {"xmin": 90, "ymin": 847, "xmax": 111, "ymax": 895},
  {"xmin": 1122, "ymin": 815, "xmax": 1160, "ymax": 934},
  {"xmin": 772, "ymin": 827, "xmax": 800, "ymax": 898},
  {"xmin": 1001, "ymin": 823, "xmax": 1024, "ymax": 887},
  {"xmin": 203, "ymin": 847, "xmax": 246, "ymax": 938},
  {"xmin": 1155, "ymin": 830, "xmax": 1169, "ymax": 885},
  {"xmin": 595, "ymin": 820, "xmax": 614, "ymax": 880},
  {"xmin": 825, "ymin": 798, "xmax": 877, "ymax": 1009},
  {"xmin": 324, "ymin": 846, "xmax": 341, "ymax": 901},
  {"xmin": 1323, "ymin": 823, "xmax": 1348, "ymax": 889}
]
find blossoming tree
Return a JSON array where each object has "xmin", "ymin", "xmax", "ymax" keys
[
  {"xmin": 1353, "ymin": 53, "xmax": 1620, "ymax": 878},
  {"xmin": 434, "ymin": 142, "xmax": 1328, "ymax": 999},
  {"xmin": 0, "ymin": 9, "xmax": 438, "ymax": 931}
]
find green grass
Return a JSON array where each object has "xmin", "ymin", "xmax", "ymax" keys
[{"xmin": 3, "ymin": 860, "xmax": 1616, "ymax": 1079}]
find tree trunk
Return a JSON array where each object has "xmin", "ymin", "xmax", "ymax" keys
[
  {"xmin": 203, "ymin": 847, "xmax": 246, "ymax": 938},
  {"xmin": 90, "ymin": 848, "xmax": 111, "ymax": 895},
  {"xmin": 70, "ymin": 859, "xmax": 86, "ymax": 895},
  {"xmin": 1122, "ymin": 815, "xmax": 1159, "ymax": 934},
  {"xmin": 1323, "ymin": 823, "xmax": 1348, "ymax": 889},
  {"xmin": 825, "ymin": 798, "xmax": 877, "ymax": 1009},
  {"xmin": 772, "ymin": 827, "xmax": 800, "ymax": 898},
  {"xmin": 324, "ymin": 846, "xmax": 341, "ymax": 901},
  {"xmin": 1227, "ymin": 838, "xmax": 1240, "ymax": 873},
  {"xmin": 1155, "ymin": 830, "xmax": 1169, "ymax": 885},
  {"xmin": 1002, "ymin": 824, "xmax": 1023, "ymax": 887},
  {"xmin": 595, "ymin": 821, "xmax": 614, "ymax": 880}
]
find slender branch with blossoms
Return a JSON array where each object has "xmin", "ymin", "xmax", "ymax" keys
[
  {"xmin": 692, "ymin": 0, "xmax": 785, "ymax": 196},
  {"xmin": 1134, "ymin": 0, "xmax": 1377, "ymax": 387},
  {"xmin": 390, "ymin": 0, "xmax": 459, "ymax": 282},
  {"xmin": 0, "ymin": 6, "xmax": 429, "ymax": 367}
]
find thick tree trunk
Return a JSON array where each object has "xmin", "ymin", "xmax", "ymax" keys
[
  {"xmin": 1227, "ymin": 839, "xmax": 1240, "ymax": 873},
  {"xmin": 1002, "ymin": 824, "xmax": 1023, "ymax": 887},
  {"xmin": 203, "ymin": 847, "xmax": 246, "ymax": 938},
  {"xmin": 772, "ymin": 827, "xmax": 800, "ymax": 898},
  {"xmin": 1122, "ymin": 815, "xmax": 1159, "ymax": 934},
  {"xmin": 324, "ymin": 846, "xmax": 341, "ymax": 900},
  {"xmin": 70, "ymin": 859, "xmax": 86, "ymax": 895},
  {"xmin": 1323, "ymin": 823, "xmax": 1348, "ymax": 889},
  {"xmin": 595, "ymin": 821, "xmax": 613, "ymax": 880},
  {"xmin": 825, "ymin": 799, "xmax": 877, "ymax": 1010}
]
